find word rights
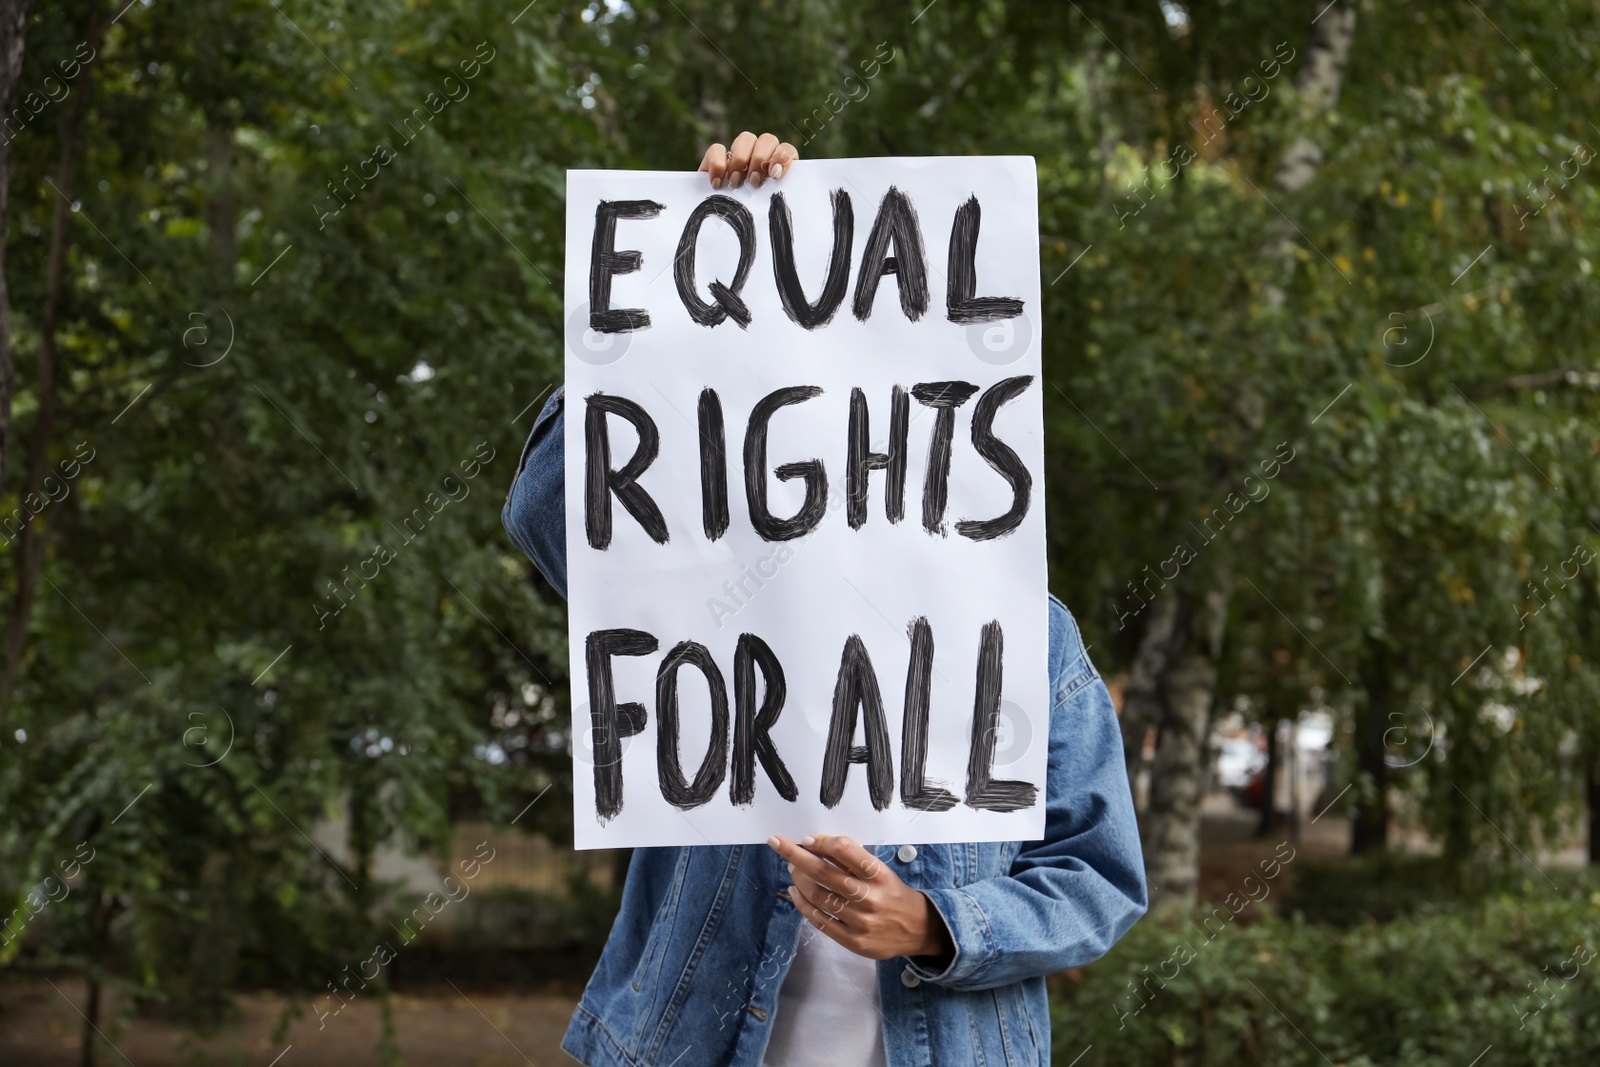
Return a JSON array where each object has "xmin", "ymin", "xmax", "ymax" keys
[{"xmin": 563, "ymin": 157, "xmax": 1047, "ymax": 848}]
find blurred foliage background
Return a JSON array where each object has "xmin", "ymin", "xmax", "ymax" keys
[{"xmin": 1, "ymin": 0, "xmax": 1598, "ymax": 1064}]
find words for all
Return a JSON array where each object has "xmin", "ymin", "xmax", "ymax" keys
[{"xmin": 586, "ymin": 616, "xmax": 1037, "ymax": 820}]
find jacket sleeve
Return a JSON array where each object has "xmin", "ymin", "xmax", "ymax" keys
[
  {"xmin": 907, "ymin": 603, "xmax": 1148, "ymax": 990},
  {"xmin": 501, "ymin": 386, "xmax": 568, "ymax": 600}
]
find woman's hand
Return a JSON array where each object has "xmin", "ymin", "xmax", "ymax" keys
[
  {"xmin": 698, "ymin": 131, "xmax": 800, "ymax": 190},
  {"xmin": 768, "ymin": 833, "xmax": 955, "ymax": 964}
]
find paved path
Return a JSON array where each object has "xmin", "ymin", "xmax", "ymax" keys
[{"xmin": 0, "ymin": 978, "xmax": 581, "ymax": 1066}]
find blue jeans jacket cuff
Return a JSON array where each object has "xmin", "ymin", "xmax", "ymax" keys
[{"xmin": 908, "ymin": 886, "xmax": 999, "ymax": 987}]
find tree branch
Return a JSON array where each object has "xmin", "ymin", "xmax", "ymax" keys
[
  {"xmin": 0, "ymin": 0, "xmax": 33, "ymax": 498},
  {"xmin": 0, "ymin": 4, "xmax": 107, "ymax": 722}
]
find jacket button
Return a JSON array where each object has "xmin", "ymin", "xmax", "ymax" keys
[
  {"xmin": 900, "ymin": 967, "xmax": 921, "ymax": 988},
  {"xmin": 896, "ymin": 844, "xmax": 918, "ymax": 863}
]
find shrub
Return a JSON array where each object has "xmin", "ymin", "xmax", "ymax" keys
[
  {"xmin": 1281, "ymin": 854, "xmax": 1600, "ymax": 926},
  {"xmin": 1051, "ymin": 892, "xmax": 1600, "ymax": 1066}
]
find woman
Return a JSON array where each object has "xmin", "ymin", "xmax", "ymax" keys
[{"xmin": 503, "ymin": 131, "xmax": 1147, "ymax": 1067}]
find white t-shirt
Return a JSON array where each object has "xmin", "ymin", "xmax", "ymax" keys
[{"xmin": 761, "ymin": 925, "xmax": 888, "ymax": 1067}]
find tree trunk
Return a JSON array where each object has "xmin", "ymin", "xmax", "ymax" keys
[
  {"xmin": 0, "ymin": 0, "xmax": 30, "ymax": 492},
  {"xmin": 1138, "ymin": 3, "xmax": 1360, "ymax": 906},
  {"xmin": 80, "ymin": 888, "xmax": 117, "ymax": 1067},
  {"xmin": 1263, "ymin": 4, "xmax": 1359, "ymax": 305},
  {"xmin": 0, "ymin": 0, "xmax": 30, "ymax": 744},
  {"xmin": 1352, "ymin": 641, "xmax": 1391, "ymax": 853},
  {"xmin": 1444, "ymin": 768, "xmax": 1474, "ymax": 858},
  {"xmin": 1587, "ymin": 761, "xmax": 1600, "ymax": 866},
  {"xmin": 0, "ymin": 6, "xmax": 105, "ymax": 716},
  {"xmin": 179, "ymin": 851, "xmax": 246, "ymax": 1022},
  {"xmin": 1286, "ymin": 717, "xmax": 1302, "ymax": 841},
  {"xmin": 1256, "ymin": 714, "xmax": 1282, "ymax": 837},
  {"xmin": 1272, "ymin": 7, "xmax": 1358, "ymax": 194},
  {"xmin": 80, "ymin": 974, "xmax": 100, "ymax": 1067},
  {"xmin": 204, "ymin": 107, "xmax": 236, "ymax": 289},
  {"xmin": 1120, "ymin": 591, "xmax": 1179, "ymax": 802},
  {"xmin": 1143, "ymin": 583, "xmax": 1228, "ymax": 905}
]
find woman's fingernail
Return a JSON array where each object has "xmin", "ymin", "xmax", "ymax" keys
[
  {"xmin": 767, "ymin": 835, "xmax": 781, "ymax": 851},
  {"xmin": 711, "ymin": 177, "xmax": 721, "ymax": 189},
  {"xmin": 729, "ymin": 172, "xmax": 743, "ymax": 188},
  {"xmin": 800, "ymin": 835, "xmax": 815, "ymax": 847},
  {"xmin": 770, "ymin": 164, "xmax": 784, "ymax": 180},
  {"xmin": 787, "ymin": 863, "xmax": 795, "ymax": 874}
]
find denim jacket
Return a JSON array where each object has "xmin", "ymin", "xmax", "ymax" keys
[{"xmin": 503, "ymin": 387, "xmax": 1147, "ymax": 1067}]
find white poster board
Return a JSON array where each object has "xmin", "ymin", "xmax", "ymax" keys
[{"xmin": 562, "ymin": 157, "xmax": 1046, "ymax": 849}]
